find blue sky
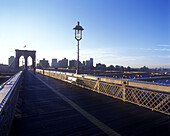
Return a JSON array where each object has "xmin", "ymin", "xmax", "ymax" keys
[{"xmin": 0, "ymin": 0, "xmax": 169, "ymax": 68}]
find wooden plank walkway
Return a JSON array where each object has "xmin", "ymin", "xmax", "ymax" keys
[{"xmin": 10, "ymin": 70, "xmax": 169, "ymax": 136}]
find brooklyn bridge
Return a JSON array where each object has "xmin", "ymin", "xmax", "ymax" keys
[{"xmin": 0, "ymin": 49, "xmax": 169, "ymax": 136}]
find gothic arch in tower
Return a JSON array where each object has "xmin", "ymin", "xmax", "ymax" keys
[{"xmin": 15, "ymin": 49, "xmax": 36, "ymax": 69}]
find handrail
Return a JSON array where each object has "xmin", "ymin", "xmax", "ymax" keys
[
  {"xmin": 36, "ymin": 69, "xmax": 170, "ymax": 115},
  {"xmin": 0, "ymin": 71, "xmax": 23, "ymax": 135},
  {"xmin": 39, "ymin": 69, "xmax": 170, "ymax": 93}
]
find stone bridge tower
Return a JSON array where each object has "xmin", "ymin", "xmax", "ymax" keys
[{"xmin": 15, "ymin": 49, "xmax": 36, "ymax": 69}]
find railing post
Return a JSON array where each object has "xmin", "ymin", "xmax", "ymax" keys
[
  {"xmin": 81, "ymin": 76, "xmax": 84, "ymax": 87},
  {"xmin": 94, "ymin": 78, "xmax": 100, "ymax": 93},
  {"xmin": 122, "ymin": 81, "xmax": 127, "ymax": 102},
  {"xmin": 64, "ymin": 73, "xmax": 67, "ymax": 80},
  {"xmin": 98, "ymin": 78, "xmax": 100, "ymax": 93}
]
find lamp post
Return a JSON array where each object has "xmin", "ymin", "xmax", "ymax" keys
[{"xmin": 73, "ymin": 21, "xmax": 84, "ymax": 74}]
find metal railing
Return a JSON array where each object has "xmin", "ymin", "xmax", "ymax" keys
[
  {"xmin": 0, "ymin": 71, "xmax": 23, "ymax": 136},
  {"xmin": 36, "ymin": 69, "xmax": 170, "ymax": 115}
]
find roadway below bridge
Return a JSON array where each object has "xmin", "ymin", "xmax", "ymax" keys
[{"xmin": 10, "ymin": 70, "xmax": 169, "ymax": 136}]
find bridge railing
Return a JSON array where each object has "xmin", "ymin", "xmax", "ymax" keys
[
  {"xmin": 36, "ymin": 69, "xmax": 170, "ymax": 115},
  {"xmin": 0, "ymin": 71, "xmax": 23, "ymax": 135}
]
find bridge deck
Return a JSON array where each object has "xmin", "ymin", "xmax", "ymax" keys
[{"xmin": 10, "ymin": 70, "xmax": 169, "ymax": 136}]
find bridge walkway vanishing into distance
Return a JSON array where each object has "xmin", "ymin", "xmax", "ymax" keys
[{"xmin": 10, "ymin": 70, "xmax": 169, "ymax": 136}]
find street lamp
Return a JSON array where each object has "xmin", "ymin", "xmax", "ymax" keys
[{"xmin": 73, "ymin": 21, "xmax": 84, "ymax": 74}]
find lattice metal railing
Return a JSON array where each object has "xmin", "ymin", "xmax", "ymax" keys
[
  {"xmin": 99, "ymin": 82, "xmax": 123, "ymax": 99},
  {"xmin": 36, "ymin": 69, "xmax": 170, "ymax": 115},
  {"xmin": 77, "ymin": 78, "xmax": 96, "ymax": 90},
  {"xmin": 125, "ymin": 87, "xmax": 170, "ymax": 114}
]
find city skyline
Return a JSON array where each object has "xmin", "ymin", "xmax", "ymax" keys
[
  {"xmin": 38, "ymin": 57, "xmax": 94, "ymax": 69},
  {"xmin": 0, "ymin": 0, "xmax": 169, "ymax": 68}
]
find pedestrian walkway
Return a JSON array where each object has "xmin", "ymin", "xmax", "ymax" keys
[{"xmin": 10, "ymin": 70, "xmax": 169, "ymax": 136}]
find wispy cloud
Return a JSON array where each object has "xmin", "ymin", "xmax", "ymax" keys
[
  {"xmin": 81, "ymin": 48, "xmax": 118, "ymax": 59},
  {"xmin": 154, "ymin": 48, "xmax": 170, "ymax": 51},
  {"xmin": 139, "ymin": 47, "xmax": 170, "ymax": 52},
  {"xmin": 147, "ymin": 63, "xmax": 170, "ymax": 68},
  {"xmin": 139, "ymin": 48, "xmax": 152, "ymax": 50},
  {"xmin": 158, "ymin": 45, "xmax": 170, "ymax": 47},
  {"xmin": 155, "ymin": 55, "xmax": 170, "ymax": 58},
  {"xmin": 36, "ymin": 47, "xmax": 170, "ymax": 68},
  {"xmin": 80, "ymin": 48, "xmax": 148, "ymax": 66}
]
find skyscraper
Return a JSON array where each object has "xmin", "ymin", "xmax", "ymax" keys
[
  {"xmin": 39, "ymin": 58, "xmax": 49, "ymax": 68},
  {"xmin": 8, "ymin": 56, "xmax": 15, "ymax": 68},
  {"xmin": 90, "ymin": 58, "xmax": 93, "ymax": 68},
  {"xmin": 85, "ymin": 58, "xmax": 93, "ymax": 69},
  {"xmin": 62, "ymin": 58, "xmax": 68, "ymax": 68},
  {"xmin": 69, "ymin": 60, "xmax": 77, "ymax": 68},
  {"xmin": 51, "ymin": 59, "xmax": 57, "ymax": 68}
]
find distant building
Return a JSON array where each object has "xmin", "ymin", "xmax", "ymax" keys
[
  {"xmin": 83, "ymin": 61, "xmax": 86, "ymax": 67},
  {"xmin": 90, "ymin": 58, "xmax": 93, "ymax": 69},
  {"xmin": 58, "ymin": 60, "xmax": 62, "ymax": 68},
  {"xmin": 8, "ymin": 56, "xmax": 15, "ymax": 68},
  {"xmin": 96, "ymin": 63, "xmax": 106, "ymax": 69},
  {"xmin": 140, "ymin": 66, "xmax": 149, "ymax": 72},
  {"xmin": 86, "ymin": 60, "xmax": 90, "ymax": 68},
  {"xmin": 39, "ymin": 58, "xmax": 49, "ymax": 69},
  {"xmin": 51, "ymin": 59, "xmax": 57, "ymax": 68},
  {"xmin": 85, "ymin": 58, "xmax": 93, "ymax": 69},
  {"xmin": 57, "ymin": 58, "xmax": 68, "ymax": 68},
  {"xmin": 69, "ymin": 60, "xmax": 77, "ymax": 68},
  {"xmin": 0, "ymin": 64, "xmax": 8, "ymax": 70},
  {"xmin": 62, "ymin": 58, "xmax": 68, "ymax": 68}
]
